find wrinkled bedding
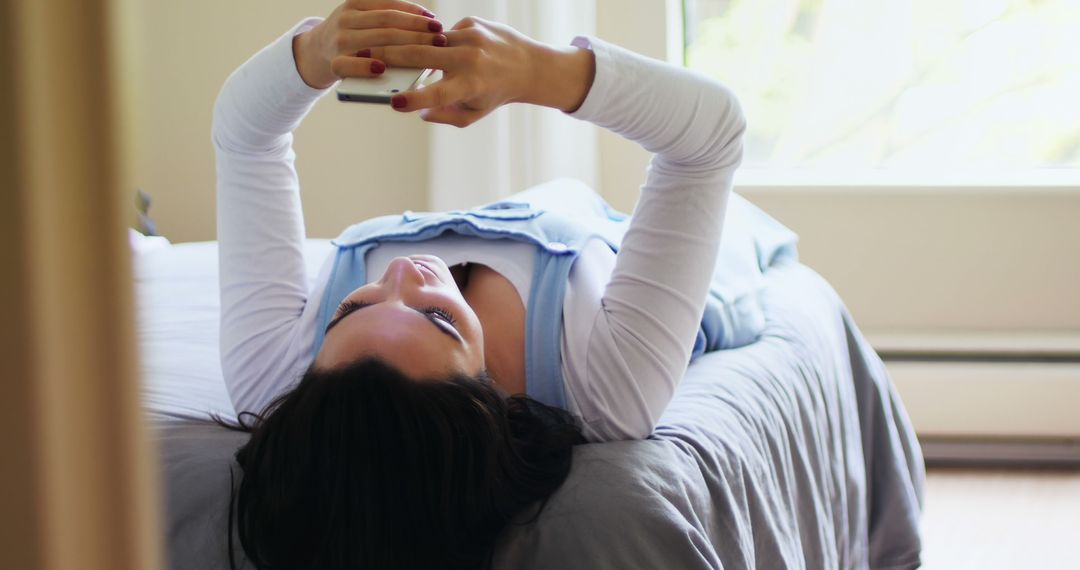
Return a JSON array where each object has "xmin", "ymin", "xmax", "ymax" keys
[{"xmin": 140, "ymin": 238, "xmax": 923, "ymax": 570}]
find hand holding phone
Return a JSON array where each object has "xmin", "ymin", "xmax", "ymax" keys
[{"xmin": 361, "ymin": 17, "xmax": 594, "ymax": 127}]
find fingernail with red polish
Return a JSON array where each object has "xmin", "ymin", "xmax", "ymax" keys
[
  {"xmin": 357, "ymin": 48, "xmax": 371, "ymax": 58},
  {"xmin": 422, "ymin": 9, "xmax": 436, "ymax": 18},
  {"xmin": 391, "ymin": 95, "xmax": 407, "ymax": 109},
  {"xmin": 371, "ymin": 60, "xmax": 385, "ymax": 74},
  {"xmin": 432, "ymin": 34, "xmax": 447, "ymax": 47},
  {"xmin": 428, "ymin": 20, "xmax": 443, "ymax": 33}
]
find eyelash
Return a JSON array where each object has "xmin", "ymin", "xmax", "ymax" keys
[
  {"xmin": 424, "ymin": 306, "xmax": 457, "ymax": 326},
  {"xmin": 336, "ymin": 300, "xmax": 370, "ymax": 317},
  {"xmin": 336, "ymin": 300, "xmax": 456, "ymax": 327}
]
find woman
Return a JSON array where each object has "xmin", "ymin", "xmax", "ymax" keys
[{"xmin": 214, "ymin": 0, "xmax": 746, "ymax": 567}]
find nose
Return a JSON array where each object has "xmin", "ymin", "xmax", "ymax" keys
[{"xmin": 382, "ymin": 256, "xmax": 426, "ymax": 291}]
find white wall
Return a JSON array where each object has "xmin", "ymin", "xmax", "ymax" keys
[
  {"xmin": 131, "ymin": 0, "xmax": 1080, "ymax": 336},
  {"xmin": 594, "ymin": 0, "xmax": 677, "ymax": 213},
  {"xmin": 129, "ymin": 0, "xmax": 430, "ymax": 242}
]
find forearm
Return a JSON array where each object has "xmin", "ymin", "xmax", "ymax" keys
[
  {"xmin": 212, "ymin": 18, "xmax": 330, "ymax": 154},
  {"xmin": 214, "ymin": 18, "xmax": 331, "ymax": 411},
  {"xmin": 565, "ymin": 36, "xmax": 745, "ymax": 171},
  {"xmin": 521, "ymin": 43, "xmax": 596, "ymax": 113},
  {"xmin": 563, "ymin": 37, "xmax": 746, "ymax": 437}
]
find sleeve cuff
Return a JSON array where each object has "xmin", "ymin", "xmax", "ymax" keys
[{"xmin": 565, "ymin": 35, "xmax": 615, "ymax": 122}]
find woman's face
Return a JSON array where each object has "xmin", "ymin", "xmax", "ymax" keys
[{"xmin": 315, "ymin": 255, "xmax": 485, "ymax": 379}]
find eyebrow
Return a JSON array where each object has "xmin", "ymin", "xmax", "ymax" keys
[{"xmin": 324, "ymin": 302, "xmax": 463, "ymax": 344}]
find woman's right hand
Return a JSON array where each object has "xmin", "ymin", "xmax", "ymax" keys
[
  {"xmin": 292, "ymin": 0, "xmax": 447, "ymax": 90},
  {"xmin": 362, "ymin": 17, "xmax": 596, "ymax": 127}
]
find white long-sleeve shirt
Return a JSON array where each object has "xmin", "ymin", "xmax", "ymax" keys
[{"xmin": 214, "ymin": 17, "xmax": 744, "ymax": 442}]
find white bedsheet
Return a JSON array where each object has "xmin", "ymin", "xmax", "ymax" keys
[{"xmin": 134, "ymin": 234, "xmax": 333, "ymax": 421}]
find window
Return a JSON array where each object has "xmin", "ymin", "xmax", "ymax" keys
[{"xmin": 684, "ymin": 0, "xmax": 1080, "ymax": 176}]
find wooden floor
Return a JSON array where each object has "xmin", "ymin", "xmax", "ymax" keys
[{"xmin": 921, "ymin": 467, "xmax": 1080, "ymax": 570}]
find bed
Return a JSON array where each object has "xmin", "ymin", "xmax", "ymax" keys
[{"xmin": 139, "ymin": 229, "xmax": 924, "ymax": 569}]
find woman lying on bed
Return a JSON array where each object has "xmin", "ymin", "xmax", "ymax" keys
[{"xmin": 213, "ymin": 0, "xmax": 745, "ymax": 567}]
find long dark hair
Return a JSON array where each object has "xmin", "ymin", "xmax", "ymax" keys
[{"xmin": 215, "ymin": 358, "xmax": 585, "ymax": 569}]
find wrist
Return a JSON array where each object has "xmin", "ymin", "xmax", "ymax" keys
[
  {"xmin": 292, "ymin": 27, "xmax": 337, "ymax": 90},
  {"xmin": 524, "ymin": 44, "xmax": 596, "ymax": 113}
]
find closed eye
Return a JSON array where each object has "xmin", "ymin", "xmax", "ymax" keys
[
  {"xmin": 324, "ymin": 300, "xmax": 371, "ymax": 334},
  {"xmin": 422, "ymin": 305, "xmax": 457, "ymax": 326},
  {"xmin": 324, "ymin": 300, "xmax": 462, "ymax": 344}
]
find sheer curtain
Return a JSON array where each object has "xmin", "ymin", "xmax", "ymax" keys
[{"xmin": 428, "ymin": 0, "xmax": 598, "ymax": 210}]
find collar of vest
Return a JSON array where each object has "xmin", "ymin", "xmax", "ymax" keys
[{"xmin": 331, "ymin": 201, "xmax": 607, "ymax": 256}]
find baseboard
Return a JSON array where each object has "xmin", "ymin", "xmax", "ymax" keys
[
  {"xmin": 920, "ymin": 436, "xmax": 1080, "ymax": 468},
  {"xmin": 885, "ymin": 360, "xmax": 1080, "ymax": 438}
]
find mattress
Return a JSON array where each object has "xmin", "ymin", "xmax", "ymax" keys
[{"xmin": 138, "ymin": 235, "xmax": 924, "ymax": 569}]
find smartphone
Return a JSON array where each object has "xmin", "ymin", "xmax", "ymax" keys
[{"xmin": 336, "ymin": 67, "xmax": 433, "ymax": 104}]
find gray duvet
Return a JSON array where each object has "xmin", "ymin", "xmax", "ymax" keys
[{"xmin": 157, "ymin": 262, "xmax": 924, "ymax": 569}]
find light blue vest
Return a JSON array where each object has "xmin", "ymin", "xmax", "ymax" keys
[{"xmin": 313, "ymin": 179, "xmax": 798, "ymax": 410}]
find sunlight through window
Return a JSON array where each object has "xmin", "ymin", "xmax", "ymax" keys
[{"xmin": 684, "ymin": 0, "xmax": 1080, "ymax": 177}]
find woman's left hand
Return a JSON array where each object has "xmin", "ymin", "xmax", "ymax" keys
[{"xmin": 363, "ymin": 16, "xmax": 595, "ymax": 127}]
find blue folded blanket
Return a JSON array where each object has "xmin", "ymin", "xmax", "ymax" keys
[{"xmin": 504, "ymin": 178, "xmax": 799, "ymax": 354}]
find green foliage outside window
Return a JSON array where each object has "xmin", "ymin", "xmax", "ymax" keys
[{"xmin": 685, "ymin": 0, "xmax": 1080, "ymax": 171}]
